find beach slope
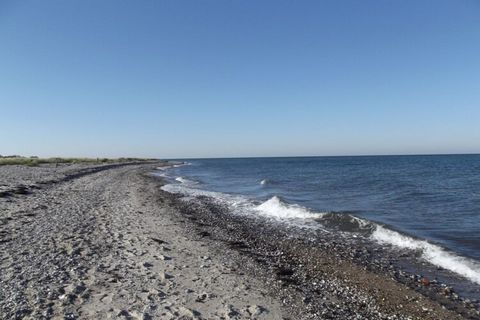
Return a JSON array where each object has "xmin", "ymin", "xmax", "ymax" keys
[
  {"xmin": 0, "ymin": 162, "xmax": 476, "ymax": 319},
  {"xmin": 0, "ymin": 162, "xmax": 283, "ymax": 319}
]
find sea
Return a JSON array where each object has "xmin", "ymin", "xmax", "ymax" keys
[{"xmin": 156, "ymin": 154, "xmax": 480, "ymax": 293}]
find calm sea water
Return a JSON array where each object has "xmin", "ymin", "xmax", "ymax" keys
[{"xmin": 160, "ymin": 155, "xmax": 480, "ymax": 285}]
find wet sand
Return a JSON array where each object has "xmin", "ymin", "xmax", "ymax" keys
[{"xmin": 0, "ymin": 162, "xmax": 478, "ymax": 319}]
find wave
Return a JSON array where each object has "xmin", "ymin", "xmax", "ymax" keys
[
  {"xmin": 372, "ymin": 225, "xmax": 480, "ymax": 285},
  {"xmin": 158, "ymin": 168, "xmax": 480, "ymax": 286},
  {"xmin": 255, "ymin": 197, "xmax": 375, "ymax": 233},
  {"xmin": 317, "ymin": 212, "xmax": 375, "ymax": 234},
  {"xmin": 260, "ymin": 179, "xmax": 269, "ymax": 185},
  {"xmin": 152, "ymin": 171, "xmax": 167, "ymax": 177},
  {"xmin": 175, "ymin": 176, "xmax": 196, "ymax": 185},
  {"xmin": 256, "ymin": 196, "xmax": 325, "ymax": 220},
  {"xmin": 173, "ymin": 163, "xmax": 188, "ymax": 168},
  {"xmin": 161, "ymin": 181, "xmax": 252, "ymax": 211}
]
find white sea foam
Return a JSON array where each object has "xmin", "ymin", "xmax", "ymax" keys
[
  {"xmin": 372, "ymin": 225, "xmax": 480, "ymax": 285},
  {"xmin": 152, "ymin": 171, "xmax": 167, "ymax": 177},
  {"xmin": 175, "ymin": 176, "xmax": 196, "ymax": 185},
  {"xmin": 161, "ymin": 182, "xmax": 252, "ymax": 211},
  {"xmin": 162, "ymin": 179, "xmax": 323, "ymax": 222},
  {"xmin": 162, "ymin": 183, "xmax": 214, "ymax": 198},
  {"xmin": 256, "ymin": 196, "xmax": 325, "ymax": 220},
  {"xmin": 260, "ymin": 179, "xmax": 268, "ymax": 185},
  {"xmin": 159, "ymin": 166, "xmax": 480, "ymax": 286}
]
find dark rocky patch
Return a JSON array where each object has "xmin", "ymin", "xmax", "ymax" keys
[
  {"xmin": 154, "ymin": 184, "xmax": 480, "ymax": 320},
  {"xmin": 150, "ymin": 237, "xmax": 167, "ymax": 245}
]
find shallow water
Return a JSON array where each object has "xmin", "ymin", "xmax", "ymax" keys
[{"xmin": 159, "ymin": 155, "xmax": 480, "ymax": 287}]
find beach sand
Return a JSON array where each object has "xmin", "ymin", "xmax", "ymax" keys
[{"xmin": 0, "ymin": 162, "xmax": 478, "ymax": 319}]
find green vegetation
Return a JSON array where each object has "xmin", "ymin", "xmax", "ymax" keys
[{"xmin": 0, "ymin": 156, "xmax": 154, "ymax": 167}]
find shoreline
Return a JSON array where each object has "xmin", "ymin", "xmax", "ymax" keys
[
  {"xmin": 0, "ymin": 162, "xmax": 284, "ymax": 319},
  {"xmin": 0, "ymin": 162, "xmax": 478, "ymax": 319},
  {"xmin": 159, "ymin": 162, "xmax": 480, "ymax": 303},
  {"xmin": 156, "ymin": 174, "xmax": 480, "ymax": 319}
]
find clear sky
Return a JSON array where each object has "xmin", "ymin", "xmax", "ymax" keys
[{"xmin": 1, "ymin": 0, "xmax": 479, "ymax": 159}]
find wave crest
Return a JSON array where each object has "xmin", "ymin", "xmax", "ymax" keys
[
  {"xmin": 158, "ymin": 167, "xmax": 480, "ymax": 286},
  {"xmin": 175, "ymin": 176, "xmax": 195, "ymax": 184},
  {"xmin": 372, "ymin": 225, "xmax": 480, "ymax": 285},
  {"xmin": 256, "ymin": 196, "xmax": 325, "ymax": 220}
]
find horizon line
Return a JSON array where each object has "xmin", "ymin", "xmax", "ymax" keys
[{"xmin": 165, "ymin": 152, "xmax": 480, "ymax": 160}]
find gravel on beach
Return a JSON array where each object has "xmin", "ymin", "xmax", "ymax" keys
[{"xmin": 0, "ymin": 162, "xmax": 478, "ymax": 319}]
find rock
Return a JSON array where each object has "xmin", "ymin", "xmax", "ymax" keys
[
  {"xmin": 247, "ymin": 305, "xmax": 265, "ymax": 317},
  {"xmin": 118, "ymin": 309, "xmax": 131, "ymax": 318},
  {"xmin": 443, "ymin": 286, "xmax": 454, "ymax": 295},
  {"xmin": 14, "ymin": 307, "xmax": 32, "ymax": 319},
  {"xmin": 421, "ymin": 306, "xmax": 432, "ymax": 313},
  {"xmin": 151, "ymin": 237, "xmax": 167, "ymax": 245},
  {"xmin": 420, "ymin": 277, "xmax": 430, "ymax": 286},
  {"xmin": 224, "ymin": 304, "xmax": 240, "ymax": 319},
  {"xmin": 73, "ymin": 283, "xmax": 87, "ymax": 294},
  {"xmin": 240, "ymin": 284, "xmax": 250, "ymax": 291},
  {"xmin": 143, "ymin": 313, "xmax": 153, "ymax": 320},
  {"xmin": 178, "ymin": 306, "xmax": 200, "ymax": 318},
  {"xmin": 159, "ymin": 271, "xmax": 173, "ymax": 282},
  {"xmin": 195, "ymin": 292, "xmax": 208, "ymax": 302}
]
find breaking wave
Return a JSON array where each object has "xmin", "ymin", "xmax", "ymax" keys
[
  {"xmin": 256, "ymin": 196, "xmax": 325, "ymax": 219},
  {"xmin": 158, "ymin": 167, "xmax": 480, "ymax": 286},
  {"xmin": 175, "ymin": 176, "xmax": 197, "ymax": 185},
  {"xmin": 372, "ymin": 225, "xmax": 480, "ymax": 285}
]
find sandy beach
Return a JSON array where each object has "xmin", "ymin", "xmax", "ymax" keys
[{"xmin": 0, "ymin": 162, "xmax": 478, "ymax": 319}]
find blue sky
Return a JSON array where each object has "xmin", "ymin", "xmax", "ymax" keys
[{"xmin": 1, "ymin": 0, "xmax": 479, "ymax": 158}]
